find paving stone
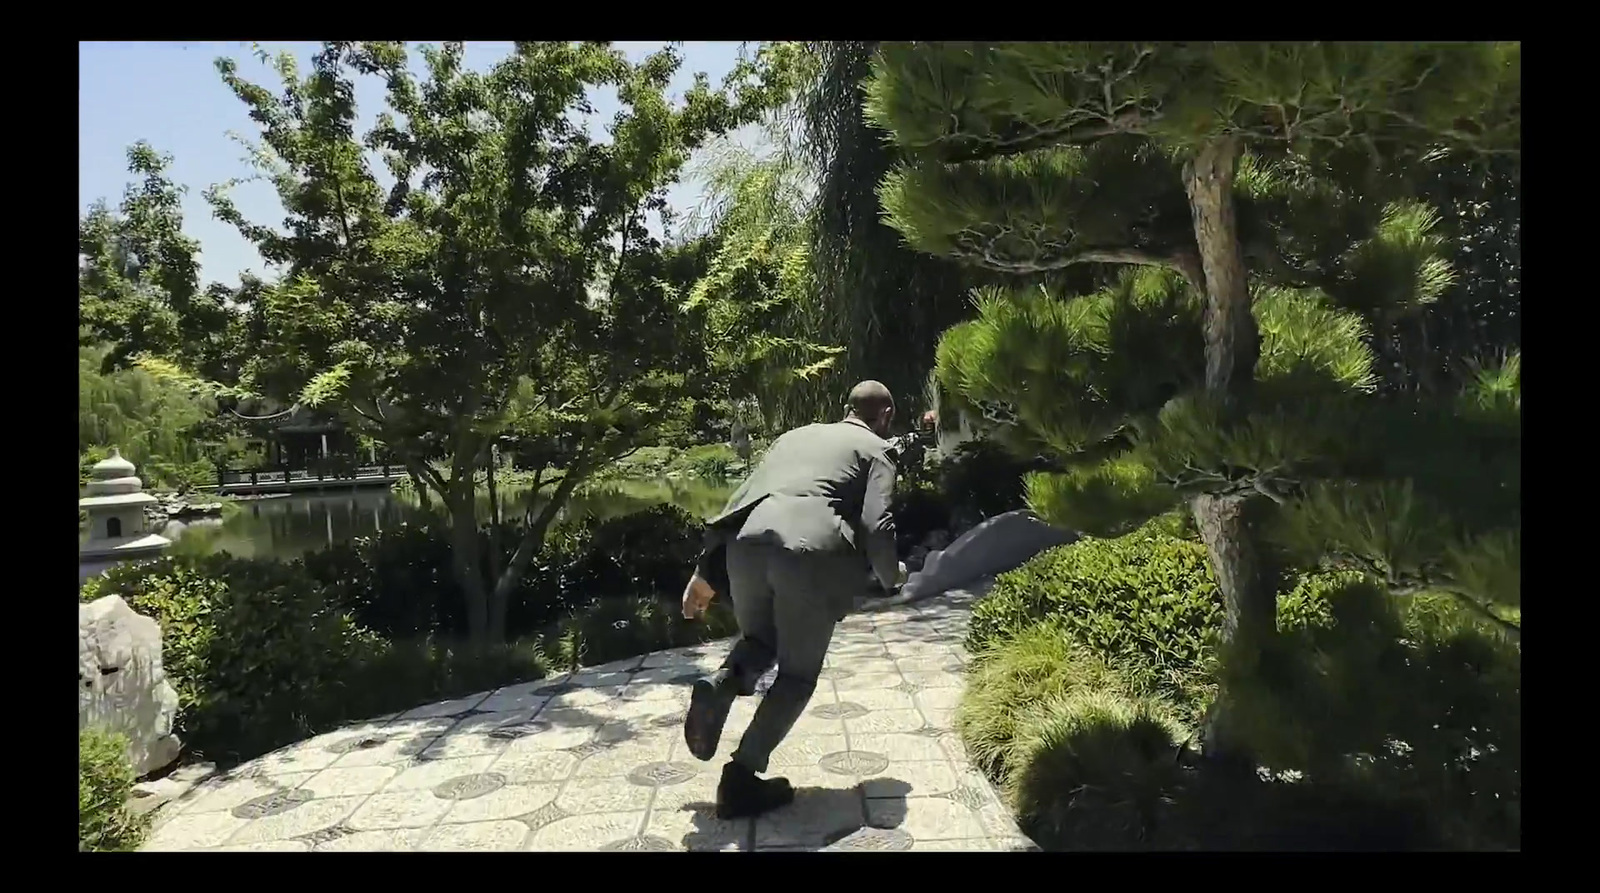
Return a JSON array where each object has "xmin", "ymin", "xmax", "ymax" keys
[
  {"xmin": 845, "ymin": 708, "xmax": 932, "ymax": 735},
  {"xmin": 138, "ymin": 598, "xmax": 1038, "ymax": 853},
  {"xmin": 525, "ymin": 810, "xmax": 648, "ymax": 851},
  {"xmin": 143, "ymin": 812, "xmax": 251, "ymax": 850},
  {"xmin": 300, "ymin": 765, "xmax": 399, "ymax": 798},
  {"xmin": 440, "ymin": 782, "xmax": 561, "ymax": 824},
  {"xmin": 869, "ymin": 795, "xmax": 986, "ymax": 841},
  {"xmin": 228, "ymin": 795, "xmax": 365, "ymax": 845},
  {"xmin": 474, "ymin": 682, "xmax": 553, "ymax": 714},
  {"xmin": 557, "ymin": 775, "xmax": 654, "ymax": 813},
  {"xmin": 909, "ymin": 837, "xmax": 993, "ymax": 851},
  {"xmin": 345, "ymin": 791, "xmax": 453, "ymax": 830},
  {"xmin": 901, "ymin": 670, "xmax": 964, "ymax": 688},
  {"xmin": 175, "ymin": 772, "xmax": 315, "ymax": 815},
  {"xmin": 200, "ymin": 839, "xmax": 313, "ymax": 852},
  {"xmin": 399, "ymin": 692, "xmax": 490, "ymax": 720},
  {"xmin": 833, "ymin": 672, "xmax": 906, "ymax": 692},
  {"xmin": 583, "ymin": 655, "xmax": 647, "ymax": 674},
  {"xmin": 753, "ymin": 786, "xmax": 867, "ymax": 849},
  {"xmin": 419, "ymin": 820, "xmax": 530, "ymax": 851},
  {"xmin": 385, "ymin": 755, "xmax": 499, "ymax": 791},
  {"xmin": 491, "ymin": 747, "xmax": 580, "ymax": 785},
  {"xmin": 644, "ymin": 804, "xmax": 751, "ymax": 851},
  {"xmin": 862, "ymin": 761, "xmax": 962, "ymax": 799}
]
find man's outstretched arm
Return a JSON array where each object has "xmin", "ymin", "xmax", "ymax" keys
[{"xmin": 861, "ymin": 453, "xmax": 900, "ymax": 592}]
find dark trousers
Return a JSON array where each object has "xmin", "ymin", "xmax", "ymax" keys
[{"xmin": 720, "ymin": 540, "xmax": 857, "ymax": 774}]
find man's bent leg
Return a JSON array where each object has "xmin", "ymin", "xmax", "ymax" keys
[
  {"xmin": 687, "ymin": 542, "xmax": 775, "ymax": 762},
  {"xmin": 729, "ymin": 550, "xmax": 845, "ymax": 776},
  {"xmin": 721, "ymin": 542, "xmax": 779, "ymax": 693}
]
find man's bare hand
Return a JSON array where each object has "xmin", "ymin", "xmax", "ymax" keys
[{"xmin": 682, "ymin": 574, "xmax": 716, "ymax": 620}]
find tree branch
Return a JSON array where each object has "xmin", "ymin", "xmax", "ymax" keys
[
  {"xmin": 493, "ymin": 441, "xmax": 596, "ymax": 600},
  {"xmin": 1390, "ymin": 583, "xmax": 1522, "ymax": 641},
  {"xmin": 969, "ymin": 242, "xmax": 1193, "ymax": 277},
  {"xmin": 935, "ymin": 109, "xmax": 1150, "ymax": 165}
]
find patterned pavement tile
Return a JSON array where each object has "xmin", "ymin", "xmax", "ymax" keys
[{"xmin": 141, "ymin": 587, "xmax": 1036, "ymax": 852}]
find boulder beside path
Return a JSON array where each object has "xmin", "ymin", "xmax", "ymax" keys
[
  {"xmin": 80, "ymin": 595, "xmax": 182, "ymax": 777},
  {"xmin": 900, "ymin": 509, "xmax": 1077, "ymax": 603}
]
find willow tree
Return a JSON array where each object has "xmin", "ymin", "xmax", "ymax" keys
[
  {"xmin": 158, "ymin": 41, "xmax": 788, "ymax": 646},
  {"xmin": 678, "ymin": 141, "xmax": 844, "ymax": 432},
  {"xmin": 867, "ymin": 42, "xmax": 1519, "ymax": 750},
  {"xmin": 762, "ymin": 41, "xmax": 982, "ymax": 421}
]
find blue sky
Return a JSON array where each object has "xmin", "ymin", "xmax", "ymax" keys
[{"xmin": 79, "ymin": 41, "xmax": 763, "ymax": 287}]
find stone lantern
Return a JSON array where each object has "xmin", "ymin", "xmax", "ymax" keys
[{"xmin": 79, "ymin": 449, "xmax": 170, "ymax": 584}]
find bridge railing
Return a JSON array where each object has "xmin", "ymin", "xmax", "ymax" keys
[{"xmin": 217, "ymin": 464, "xmax": 407, "ymax": 488}]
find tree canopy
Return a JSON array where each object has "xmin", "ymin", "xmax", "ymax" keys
[
  {"xmin": 866, "ymin": 42, "xmax": 1520, "ymax": 754},
  {"xmin": 125, "ymin": 41, "xmax": 795, "ymax": 644}
]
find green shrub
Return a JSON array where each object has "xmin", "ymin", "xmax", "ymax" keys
[
  {"xmin": 1133, "ymin": 507, "xmax": 1200, "ymax": 541},
  {"xmin": 972, "ymin": 531, "xmax": 1222, "ymax": 705},
  {"xmin": 673, "ymin": 443, "xmax": 739, "ymax": 479},
  {"xmin": 974, "ymin": 529, "xmax": 1340, "ymax": 715},
  {"xmin": 303, "ymin": 504, "xmax": 707, "ymax": 642},
  {"xmin": 79, "ymin": 728, "xmax": 148, "ymax": 852},
  {"xmin": 563, "ymin": 504, "xmax": 706, "ymax": 599},
  {"xmin": 1006, "ymin": 688, "xmax": 1188, "ymax": 851},
  {"xmin": 541, "ymin": 594, "xmax": 739, "ymax": 673},
  {"xmin": 82, "ymin": 554, "xmax": 389, "ymax": 763},
  {"xmin": 1219, "ymin": 581, "xmax": 1520, "ymax": 850},
  {"xmin": 958, "ymin": 624, "xmax": 1128, "ymax": 779},
  {"xmin": 340, "ymin": 637, "xmax": 549, "ymax": 718}
]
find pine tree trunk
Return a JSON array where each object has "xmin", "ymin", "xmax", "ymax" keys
[
  {"xmin": 1190, "ymin": 493, "xmax": 1273, "ymax": 644},
  {"xmin": 1184, "ymin": 136, "xmax": 1276, "ymax": 762},
  {"xmin": 1185, "ymin": 137, "xmax": 1259, "ymax": 401}
]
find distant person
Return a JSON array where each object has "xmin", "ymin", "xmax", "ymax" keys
[{"xmin": 679, "ymin": 380, "xmax": 906, "ymax": 819}]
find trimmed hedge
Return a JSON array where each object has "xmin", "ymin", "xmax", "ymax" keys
[
  {"xmin": 79, "ymin": 728, "xmax": 148, "ymax": 852},
  {"xmin": 957, "ymin": 623, "xmax": 1129, "ymax": 780},
  {"xmin": 971, "ymin": 530, "xmax": 1221, "ymax": 708},
  {"xmin": 1005, "ymin": 687, "xmax": 1188, "ymax": 850},
  {"xmin": 972, "ymin": 527, "xmax": 1333, "ymax": 714}
]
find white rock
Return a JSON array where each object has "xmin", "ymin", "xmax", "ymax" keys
[
  {"xmin": 901, "ymin": 509, "xmax": 1078, "ymax": 602},
  {"xmin": 79, "ymin": 595, "xmax": 182, "ymax": 777}
]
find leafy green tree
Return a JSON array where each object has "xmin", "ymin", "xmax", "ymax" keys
[
  {"xmin": 866, "ymin": 42, "xmax": 1519, "ymax": 752},
  {"xmin": 173, "ymin": 41, "xmax": 788, "ymax": 645},
  {"xmin": 79, "ymin": 143, "xmax": 241, "ymax": 380}
]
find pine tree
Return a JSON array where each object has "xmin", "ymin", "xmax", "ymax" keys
[{"xmin": 864, "ymin": 42, "xmax": 1519, "ymax": 754}]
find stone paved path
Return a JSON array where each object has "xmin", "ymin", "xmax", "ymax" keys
[{"xmin": 141, "ymin": 589, "xmax": 1038, "ymax": 852}]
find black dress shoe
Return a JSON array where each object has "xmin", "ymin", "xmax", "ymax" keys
[
  {"xmin": 715, "ymin": 761, "xmax": 795, "ymax": 820},
  {"xmin": 684, "ymin": 669, "xmax": 740, "ymax": 761}
]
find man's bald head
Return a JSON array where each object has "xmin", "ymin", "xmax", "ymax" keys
[{"xmin": 845, "ymin": 380, "xmax": 895, "ymax": 437}]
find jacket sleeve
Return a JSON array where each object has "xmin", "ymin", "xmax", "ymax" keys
[
  {"xmin": 861, "ymin": 452, "xmax": 900, "ymax": 592},
  {"xmin": 694, "ymin": 525, "xmax": 732, "ymax": 596}
]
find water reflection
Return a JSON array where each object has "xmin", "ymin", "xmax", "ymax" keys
[{"xmin": 164, "ymin": 476, "xmax": 739, "ymax": 562}]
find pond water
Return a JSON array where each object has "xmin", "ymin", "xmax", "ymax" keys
[{"xmin": 157, "ymin": 476, "xmax": 739, "ymax": 563}]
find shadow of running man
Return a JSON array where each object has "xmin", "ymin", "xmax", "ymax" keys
[{"xmin": 679, "ymin": 779, "xmax": 915, "ymax": 851}]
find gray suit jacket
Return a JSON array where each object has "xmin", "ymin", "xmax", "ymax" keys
[{"xmin": 695, "ymin": 419, "xmax": 900, "ymax": 593}]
